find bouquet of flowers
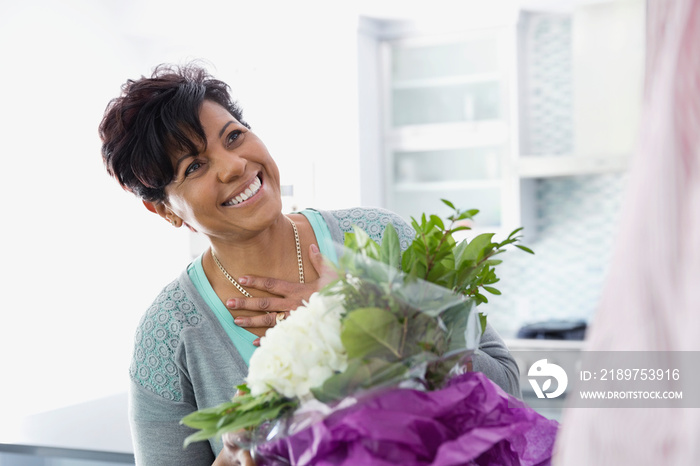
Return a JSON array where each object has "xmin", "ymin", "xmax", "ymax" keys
[{"xmin": 182, "ymin": 201, "xmax": 558, "ymax": 465}]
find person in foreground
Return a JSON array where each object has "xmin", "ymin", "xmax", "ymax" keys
[{"xmin": 99, "ymin": 63, "xmax": 521, "ymax": 465}]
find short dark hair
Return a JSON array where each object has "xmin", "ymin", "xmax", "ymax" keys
[{"xmin": 99, "ymin": 63, "xmax": 249, "ymax": 202}]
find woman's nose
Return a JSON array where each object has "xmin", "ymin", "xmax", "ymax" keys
[{"xmin": 215, "ymin": 151, "xmax": 246, "ymax": 183}]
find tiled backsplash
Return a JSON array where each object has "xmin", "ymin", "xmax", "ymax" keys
[
  {"xmin": 485, "ymin": 173, "xmax": 627, "ymax": 338},
  {"xmin": 520, "ymin": 11, "xmax": 573, "ymax": 157},
  {"xmin": 483, "ymin": 12, "xmax": 630, "ymax": 339}
]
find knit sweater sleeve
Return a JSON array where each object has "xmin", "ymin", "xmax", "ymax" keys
[
  {"xmin": 128, "ymin": 273, "xmax": 250, "ymax": 465},
  {"xmin": 471, "ymin": 324, "xmax": 522, "ymax": 397},
  {"xmin": 317, "ymin": 206, "xmax": 521, "ymax": 398},
  {"xmin": 128, "ymin": 279, "xmax": 217, "ymax": 465},
  {"xmin": 129, "ymin": 382, "xmax": 215, "ymax": 466},
  {"xmin": 316, "ymin": 206, "xmax": 415, "ymax": 249}
]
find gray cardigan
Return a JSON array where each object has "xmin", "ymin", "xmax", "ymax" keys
[{"xmin": 128, "ymin": 207, "xmax": 521, "ymax": 465}]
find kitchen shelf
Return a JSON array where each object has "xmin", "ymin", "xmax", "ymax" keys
[
  {"xmin": 392, "ymin": 72, "xmax": 502, "ymax": 89},
  {"xmin": 388, "ymin": 120, "xmax": 509, "ymax": 151},
  {"xmin": 393, "ymin": 180, "xmax": 502, "ymax": 192},
  {"xmin": 517, "ymin": 154, "xmax": 629, "ymax": 178}
]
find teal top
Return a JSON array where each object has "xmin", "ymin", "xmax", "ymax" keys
[{"xmin": 186, "ymin": 209, "xmax": 337, "ymax": 365}]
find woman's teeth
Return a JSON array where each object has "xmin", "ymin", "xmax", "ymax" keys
[{"xmin": 224, "ymin": 176, "xmax": 261, "ymax": 206}]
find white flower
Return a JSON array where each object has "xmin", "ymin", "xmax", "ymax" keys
[{"xmin": 246, "ymin": 292, "xmax": 348, "ymax": 399}]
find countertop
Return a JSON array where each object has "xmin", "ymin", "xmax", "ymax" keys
[{"xmin": 0, "ymin": 392, "xmax": 134, "ymax": 463}]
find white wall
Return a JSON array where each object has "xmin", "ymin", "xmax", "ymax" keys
[
  {"xmin": 572, "ymin": 0, "xmax": 645, "ymax": 156},
  {"xmin": 0, "ymin": 0, "xmax": 362, "ymax": 427}
]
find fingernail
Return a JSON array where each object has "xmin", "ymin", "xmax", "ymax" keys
[
  {"xmin": 234, "ymin": 318, "xmax": 243, "ymax": 325},
  {"xmin": 310, "ymin": 244, "xmax": 319, "ymax": 253},
  {"xmin": 237, "ymin": 276, "xmax": 248, "ymax": 285},
  {"xmin": 227, "ymin": 299, "xmax": 237, "ymax": 308}
]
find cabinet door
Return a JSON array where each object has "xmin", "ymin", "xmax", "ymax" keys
[
  {"xmin": 384, "ymin": 30, "xmax": 515, "ymax": 230},
  {"xmin": 389, "ymin": 35, "xmax": 504, "ymax": 127},
  {"xmin": 390, "ymin": 146, "xmax": 504, "ymax": 227}
]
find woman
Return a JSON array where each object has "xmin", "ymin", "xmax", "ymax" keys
[{"xmin": 99, "ymin": 63, "xmax": 521, "ymax": 465}]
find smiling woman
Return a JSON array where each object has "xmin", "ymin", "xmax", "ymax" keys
[
  {"xmin": 98, "ymin": 63, "xmax": 520, "ymax": 465},
  {"xmin": 157, "ymin": 100, "xmax": 285, "ymax": 242}
]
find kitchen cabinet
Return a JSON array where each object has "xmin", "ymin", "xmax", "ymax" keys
[
  {"xmin": 362, "ymin": 2, "xmax": 643, "ymax": 242},
  {"xmin": 380, "ymin": 26, "xmax": 525, "ymax": 236},
  {"xmin": 359, "ymin": 1, "xmax": 644, "ymax": 338}
]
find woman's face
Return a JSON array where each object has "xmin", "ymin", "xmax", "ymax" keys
[{"xmin": 162, "ymin": 100, "xmax": 282, "ymax": 240}]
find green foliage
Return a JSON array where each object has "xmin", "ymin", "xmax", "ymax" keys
[
  {"xmin": 401, "ymin": 200, "xmax": 532, "ymax": 301},
  {"xmin": 315, "ymin": 199, "xmax": 533, "ymax": 399},
  {"xmin": 181, "ymin": 386, "xmax": 298, "ymax": 447},
  {"xmin": 342, "ymin": 307, "xmax": 404, "ymax": 360},
  {"xmin": 343, "ymin": 199, "xmax": 533, "ymax": 314},
  {"xmin": 311, "ymin": 358, "xmax": 411, "ymax": 403}
]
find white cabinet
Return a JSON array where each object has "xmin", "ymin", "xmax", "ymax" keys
[
  {"xmin": 358, "ymin": 2, "xmax": 644, "ymax": 337},
  {"xmin": 381, "ymin": 27, "xmax": 523, "ymax": 235},
  {"xmin": 358, "ymin": 2, "xmax": 642, "ymax": 244}
]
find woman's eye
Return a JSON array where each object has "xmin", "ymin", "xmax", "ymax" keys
[
  {"xmin": 226, "ymin": 130, "xmax": 243, "ymax": 147},
  {"xmin": 185, "ymin": 161, "xmax": 202, "ymax": 177}
]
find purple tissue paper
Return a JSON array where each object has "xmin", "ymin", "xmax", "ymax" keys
[{"xmin": 255, "ymin": 372, "xmax": 559, "ymax": 465}]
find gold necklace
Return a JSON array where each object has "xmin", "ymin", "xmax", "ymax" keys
[{"xmin": 211, "ymin": 216, "xmax": 304, "ymax": 297}]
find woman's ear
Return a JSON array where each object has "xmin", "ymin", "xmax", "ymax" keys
[
  {"xmin": 142, "ymin": 200, "xmax": 157, "ymax": 214},
  {"xmin": 144, "ymin": 200, "xmax": 182, "ymax": 227}
]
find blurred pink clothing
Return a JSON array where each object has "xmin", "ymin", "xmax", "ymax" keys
[{"xmin": 554, "ymin": 0, "xmax": 700, "ymax": 464}]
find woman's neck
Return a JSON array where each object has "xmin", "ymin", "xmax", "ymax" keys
[{"xmin": 203, "ymin": 213, "xmax": 303, "ymax": 294}]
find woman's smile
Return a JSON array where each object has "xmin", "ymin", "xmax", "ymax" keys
[{"xmin": 222, "ymin": 174, "xmax": 262, "ymax": 207}]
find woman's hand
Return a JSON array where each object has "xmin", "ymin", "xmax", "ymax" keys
[
  {"xmin": 227, "ymin": 244, "xmax": 334, "ymax": 344},
  {"xmin": 212, "ymin": 389, "xmax": 257, "ymax": 465},
  {"xmin": 212, "ymin": 433, "xmax": 255, "ymax": 466}
]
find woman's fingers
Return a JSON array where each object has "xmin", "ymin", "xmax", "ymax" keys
[
  {"xmin": 228, "ymin": 273, "xmax": 317, "ymax": 315},
  {"xmin": 227, "ymin": 296, "xmax": 299, "ymax": 313},
  {"xmin": 216, "ymin": 431, "xmax": 256, "ymax": 466},
  {"xmin": 233, "ymin": 311, "xmax": 288, "ymax": 329},
  {"xmin": 235, "ymin": 275, "xmax": 299, "ymax": 297},
  {"xmin": 234, "ymin": 244, "xmax": 335, "ymax": 301},
  {"xmin": 308, "ymin": 244, "xmax": 337, "ymax": 289},
  {"xmin": 233, "ymin": 312, "xmax": 290, "ymax": 347}
]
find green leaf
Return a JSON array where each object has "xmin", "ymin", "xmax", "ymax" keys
[
  {"xmin": 180, "ymin": 390, "xmax": 298, "ymax": 447},
  {"xmin": 507, "ymin": 227, "xmax": 524, "ymax": 239},
  {"xmin": 483, "ymin": 286, "xmax": 501, "ymax": 295},
  {"xmin": 379, "ymin": 224, "xmax": 401, "ymax": 269},
  {"xmin": 344, "ymin": 227, "xmax": 381, "ymax": 260},
  {"xmin": 311, "ymin": 358, "xmax": 409, "ymax": 403},
  {"xmin": 341, "ymin": 307, "xmax": 403, "ymax": 360},
  {"xmin": 184, "ymin": 428, "xmax": 219, "ymax": 447},
  {"xmin": 429, "ymin": 214, "xmax": 445, "ymax": 230},
  {"xmin": 515, "ymin": 244, "xmax": 535, "ymax": 254},
  {"xmin": 441, "ymin": 198, "xmax": 456, "ymax": 210},
  {"xmin": 456, "ymin": 233, "xmax": 495, "ymax": 265},
  {"xmin": 479, "ymin": 312, "xmax": 488, "ymax": 334},
  {"xmin": 181, "ymin": 402, "xmax": 239, "ymax": 429},
  {"xmin": 454, "ymin": 209, "xmax": 479, "ymax": 222},
  {"xmin": 214, "ymin": 401, "xmax": 292, "ymax": 434},
  {"xmin": 440, "ymin": 300, "xmax": 474, "ymax": 352}
]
